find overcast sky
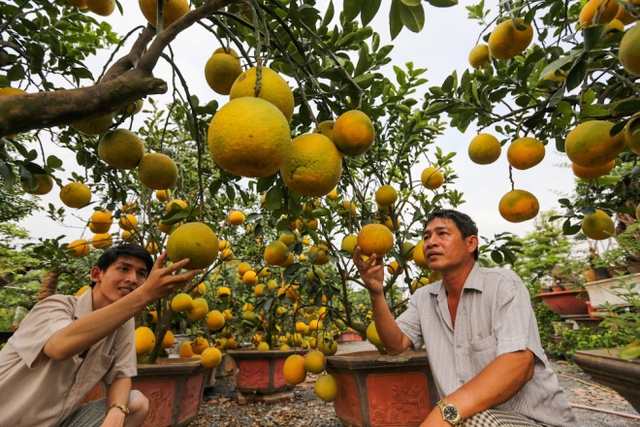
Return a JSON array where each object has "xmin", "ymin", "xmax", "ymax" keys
[{"xmin": 18, "ymin": 0, "xmax": 576, "ymax": 244}]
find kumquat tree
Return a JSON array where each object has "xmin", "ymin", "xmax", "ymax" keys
[{"xmin": 1, "ymin": 0, "xmax": 639, "ymax": 400}]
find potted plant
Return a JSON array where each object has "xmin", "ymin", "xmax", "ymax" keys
[{"xmin": 573, "ymin": 285, "xmax": 640, "ymax": 412}]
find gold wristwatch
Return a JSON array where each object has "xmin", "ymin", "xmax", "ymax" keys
[
  {"xmin": 436, "ymin": 399, "xmax": 463, "ymax": 426},
  {"xmin": 108, "ymin": 402, "xmax": 129, "ymax": 416}
]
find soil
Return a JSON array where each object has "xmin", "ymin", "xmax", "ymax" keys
[{"xmin": 191, "ymin": 341, "xmax": 640, "ymax": 427}]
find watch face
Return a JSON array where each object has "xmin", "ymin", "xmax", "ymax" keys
[{"xmin": 443, "ymin": 405, "xmax": 459, "ymax": 420}]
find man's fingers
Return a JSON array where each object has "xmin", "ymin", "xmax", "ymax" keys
[
  {"xmin": 165, "ymin": 257, "xmax": 191, "ymax": 272},
  {"xmin": 173, "ymin": 270, "xmax": 202, "ymax": 285},
  {"xmin": 153, "ymin": 251, "xmax": 168, "ymax": 269}
]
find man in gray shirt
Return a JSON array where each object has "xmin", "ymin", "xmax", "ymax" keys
[{"xmin": 354, "ymin": 209, "xmax": 578, "ymax": 427}]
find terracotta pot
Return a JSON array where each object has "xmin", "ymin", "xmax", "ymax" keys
[
  {"xmin": 338, "ymin": 331, "xmax": 363, "ymax": 343},
  {"xmin": 326, "ymin": 350, "xmax": 438, "ymax": 427},
  {"xmin": 573, "ymin": 348, "xmax": 640, "ymax": 412},
  {"xmin": 83, "ymin": 357, "xmax": 211, "ymax": 427},
  {"xmin": 226, "ymin": 348, "xmax": 307, "ymax": 403},
  {"xmin": 535, "ymin": 289, "xmax": 590, "ymax": 315}
]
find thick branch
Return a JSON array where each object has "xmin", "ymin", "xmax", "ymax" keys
[
  {"xmin": 0, "ymin": 69, "xmax": 166, "ymax": 137},
  {"xmin": 0, "ymin": 0, "xmax": 233, "ymax": 137},
  {"xmin": 137, "ymin": 0, "xmax": 233, "ymax": 73}
]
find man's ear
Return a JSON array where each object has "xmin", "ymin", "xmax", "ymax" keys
[
  {"xmin": 467, "ymin": 235, "xmax": 479, "ymax": 254},
  {"xmin": 89, "ymin": 266, "xmax": 102, "ymax": 283}
]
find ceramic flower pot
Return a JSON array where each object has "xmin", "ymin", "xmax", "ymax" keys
[
  {"xmin": 226, "ymin": 348, "xmax": 308, "ymax": 404},
  {"xmin": 535, "ymin": 289, "xmax": 590, "ymax": 316},
  {"xmin": 83, "ymin": 357, "xmax": 211, "ymax": 427},
  {"xmin": 573, "ymin": 348, "xmax": 640, "ymax": 413},
  {"xmin": 325, "ymin": 349, "xmax": 437, "ymax": 427}
]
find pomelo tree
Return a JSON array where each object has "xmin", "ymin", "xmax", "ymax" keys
[{"xmin": 5, "ymin": 0, "xmax": 635, "ymax": 364}]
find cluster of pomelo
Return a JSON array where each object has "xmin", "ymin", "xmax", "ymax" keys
[{"xmin": 464, "ymin": 3, "xmax": 640, "ymax": 232}]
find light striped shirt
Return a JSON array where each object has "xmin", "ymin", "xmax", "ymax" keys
[
  {"xmin": 396, "ymin": 263, "xmax": 578, "ymax": 427},
  {"xmin": 0, "ymin": 290, "xmax": 136, "ymax": 427}
]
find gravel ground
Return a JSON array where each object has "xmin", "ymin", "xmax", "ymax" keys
[{"xmin": 192, "ymin": 341, "xmax": 640, "ymax": 427}]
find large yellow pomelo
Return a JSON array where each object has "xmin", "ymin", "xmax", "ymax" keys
[
  {"xmin": 67, "ymin": 239, "xmax": 91, "ymax": 258},
  {"xmin": 488, "ymin": 18, "xmax": 534, "ymax": 60},
  {"xmin": 625, "ymin": 115, "xmax": 640, "ymax": 153},
  {"xmin": 21, "ymin": 174, "xmax": 53, "ymax": 195},
  {"xmin": 139, "ymin": 0, "xmax": 190, "ymax": 29},
  {"xmin": 72, "ymin": 113, "xmax": 113, "ymax": 134},
  {"xmin": 59, "ymin": 182, "xmax": 92, "ymax": 208},
  {"xmin": 89, "ymin": 210, "xmax": 112, "ymax": 233},
  {"xmin": 138, "ymin": 153, "xmax": 179, "ymax": 189},
  {"xmin": 204, "ymin": 52, "xmax": 243, "ymax": 95},
  {"xmin": 283, "ymin": 354, "xmax": 307, "ymax": 385},
  {"xmin": 468, "ymin": 133, "xmax": 501, "ymax": 165},
  {"xmin": 571, "ymin": 160, "xmax": 615, "ymax": 179},
  {"xmin": 620, "ymin": 22, "xmax": 640, "ymax": 76},
  {"xmin": 229, "ymin": 66, "xmax": 295, "ymax": 121},
  {"xmin": 314, "ymin": 374, "xmax": 338, "ymax": 402},
  {"xmin": 135, "ymin": 326, "xmax": 155, "ymax": 355},
  {"xmin": 582, "ymin": 209, "xmax": 615, "ymax": 240},
  {"xmin": 86, "ymin": 0, "xmax": 115, "ymax": 16},
  {"xmin": 565, "ymin": 120, "xmax": 625, "ymax": 168},
  {"xmin": 166, "ymin": 222, "xmax": 219, "ymax": 270},
  {"xmin": 498, "ymin": 189, "xmax": 539, "ymax": 223},
  {"xmin": 357, "ymin": 223, "xmax": 394, "ymax": 257},
  {"xmin": 332, "ymin": 110, "xmax": 375, "ymax": 157},
  {"xmin": 98, "ymin": 129, "xmax": 145, "ymax": 169},
  {"xmin": 280, "ymin": 133, "xmax": 342, "ymax": 197},
  {"xmin": 468, "ymin": 44, "xmax": 490, "ymax": 69},
  {"xmin": 579, "ymin": 0, "xmax": 619, "ymax": 27},
  {"xmin": 208, "ymin": 97, "xmax": 291, "ymax": 178},
  {"xmin": 506, "ymin": 137, "xmax": 545, "ymax": 170}
]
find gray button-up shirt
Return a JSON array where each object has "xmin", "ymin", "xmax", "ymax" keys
[{"xmin": 396, "ymin": 263, "xmax": 578, "ymax": 427}]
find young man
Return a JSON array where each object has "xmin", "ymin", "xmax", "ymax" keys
[
  {"xmin": 354, "ymin": 210, "xmax": 578, "ymax": 427},
  {"xmin": 0, "ymin": 244, "xmax": 201, "ymax": 427}
]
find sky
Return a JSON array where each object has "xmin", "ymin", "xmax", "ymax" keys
[{"xmin": 18, "ymin": 0, "xmax": 577, "ymax": 245}]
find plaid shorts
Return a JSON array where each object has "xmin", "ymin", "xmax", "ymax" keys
[
  {"xmin": 60, "ymin": 390, "xmax": 139, "ymax": 427},
  {"xmin": 464, "ymin": 409, "xmax": 545, "ymax": 427}
]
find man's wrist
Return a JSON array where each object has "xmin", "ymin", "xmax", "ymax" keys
[
  {"xmin": 107, "ymin": 402, "xmax": 129, "ymax": 417},
  {"xmin": 436, "ymin": 399, "xmax": 463, "ymax": 426}
]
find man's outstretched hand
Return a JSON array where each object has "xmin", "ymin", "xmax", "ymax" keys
[
  {"xmin": 353, "ymin": 246, "xmax": 384, "ymax": 296},
  {"xmin": 140, "ymin": 251, "xmax": 202, "ymax": 301}
]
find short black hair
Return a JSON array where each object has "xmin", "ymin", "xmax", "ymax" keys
[
  {"xmin": 91, "ymin": 244, "xmax": 154, "ymax": 285},
  {"xmin": 425, "ymin": 209, "xmax": 479, "ymax": 260}
]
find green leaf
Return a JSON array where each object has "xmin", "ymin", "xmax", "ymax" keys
[
  {"xmin": 353, "ymin": 73, "xmax": 375, "ymax": 89},
  {"xmin": 398, "ymin": 2, "xmax": 425, "ymax": 33},
  {"xmin": 389, "ymin": 0, "xmax": 404, "ymax": 40},
  {"xmin": 361, "ymin": 0, "xmax": 381, "ymax": 26},
  {"xmin": 426, "ymin": 0, "xmax": 458, "ymax": 7},
  {"xmin": 321, "ymin": 0, "xmax": 335, "ymax": 28},
  {"xmin": 539, "ymin": 52, "xmax": 581, "ymax": 81},
  {"xmin": 401, "ymin": 0, "xmax": 421, "ymax": 5},
  {"xmin": 583, "ymin": 25, "xmax": 605, "ymax": 52},
  {"xmin": 265, "ymin": 186, "xmax": 283, "ymax": 211},
  {"xmin": 343, "ymin": 0, "xmax": 363, "ymax": 21},
  {"xmin": 7, "ymin": 64, "xmax": 25, "ymax": 81},
  {"xmin": 46, "ymin": 155, "xmax": 63, "ymax": 169},
  {"xmin": 566, "ymin": 59, "xmax": 586, "ymax": 92}
]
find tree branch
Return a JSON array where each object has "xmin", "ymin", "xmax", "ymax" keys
[{"xmin": 0, "ymin": 0, "xmax": 233, "ymax": 137}]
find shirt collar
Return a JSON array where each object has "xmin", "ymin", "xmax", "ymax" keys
[
  {"xmin": 74, "ymin": 288, "xmax": 94, "ymax": 319},
  {"xmin": 426, "ymin": 262, "xmax": 483, "ymax": 295}
]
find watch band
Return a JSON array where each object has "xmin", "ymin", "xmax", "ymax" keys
[
  {"xmin": 108, "ymin": 402, "xmax": 129, "ymax": 416},
  {"xmin": 436, "ymin": 399, "xmax": 463, "ymax": 426}
]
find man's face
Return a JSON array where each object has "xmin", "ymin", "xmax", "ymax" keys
[
  {"xmin": 422, "ymin": 217, "xmax": 477, "ymax": 272},
  {"xmin": 90, "ymin": 256, "xmax": 148, "ymax": 307}
]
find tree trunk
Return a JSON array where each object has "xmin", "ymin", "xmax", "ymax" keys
[{"xmin": 37, "ymin": 268, "xmax": 63, "ymax": 301}]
